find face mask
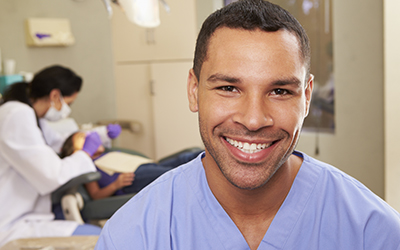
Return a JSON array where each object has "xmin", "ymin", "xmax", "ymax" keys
[{"xmin": 44, "ymin": 96, "xmax": 71, "ymax": 122}]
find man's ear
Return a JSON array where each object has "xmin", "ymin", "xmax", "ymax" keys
[
  {"xmin": 187, "ymin": 68, "xmax": 199, "ymax": 113},
  {"xmin": 304, "ymin": 74, "xmax": 314, "ymax": 117}
]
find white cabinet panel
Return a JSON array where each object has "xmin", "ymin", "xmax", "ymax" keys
[
  {"xmin": 114, "ymin": 64, "xmax": 155, "ymax": 158},
  {"xmin": 111, "ymin": 0, "xmax": 197, "ymax": 62},
  {"xmin": 151, "ymin": 61, "xmax": 203, "ymax": 159},
  {"xmin": 112, "ymin": 0, "xmax": 200, "ymax": 160}
]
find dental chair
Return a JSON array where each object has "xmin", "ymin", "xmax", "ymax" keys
[
  {"xmin": 51, "ymin": 147, "xmax": 145, "ymax": 225},
  {"xmin": 53, "ymin": 177, "xmax": 136, "ymax": 225},
  {"xmin": 46, "ymin": 117, "xmax": 135, "ymax": 224},
  {"xmin": 48, "ymin": 117, "xmax": 143, "ymax": 223},
  {"xmin": 51, "ymin": 146, "xmax": 203, "ymax": 225},
  {"xmin": 49, "ymin": 118, "xmax": 202, "ymax": 225},
  {"xmin": 51, "ymin": 171, "xmax": 134, "ymax": 225}
]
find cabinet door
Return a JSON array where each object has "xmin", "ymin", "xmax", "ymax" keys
[
  {"xmin": 111, "ymin": 0, "xmax": 197, "ymax": 62},
  {"xmin": 114, "ymin": 64, "xmax": 156, "ymax": 158},
  {"xmin": 151, "ymin": 61, "xmax": 203, "ymax": 160}
]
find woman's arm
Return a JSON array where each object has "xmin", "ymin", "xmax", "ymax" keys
[
  {"xmin": 0, "ymin": 102, "xmax": 96, "ymax": 195},
  {"xmin": 84, "ymin": 172, "xmax": 135, "ymax": 200}
]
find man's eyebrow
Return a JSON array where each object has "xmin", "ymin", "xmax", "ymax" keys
[
  {"xmin": 272, "ymin": 77, "xmax": 303, "ymax": 87},
  {"xmin": 207, "ymin": 74, "xmax": 241, "ymax": 84},
  {"xmin": 207, "ymin": 74, "xmax": 303, "ymax": 87}
]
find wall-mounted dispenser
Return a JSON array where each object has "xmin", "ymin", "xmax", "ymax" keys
[{"xmin": 25, "ymin": 18, "xmax": 75, "ymax": 47}]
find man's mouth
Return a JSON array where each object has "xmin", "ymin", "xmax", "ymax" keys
[{"xmin": 225, "ymin": 137, "xmax": 274, "ymax": 154}]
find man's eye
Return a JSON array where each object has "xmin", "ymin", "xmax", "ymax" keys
[
  {"xmin": 271, "ymin": 88, "xmax": 289, "ymax": 95},
  {"xmin": 219, "ymin": 86, "xmax": 237, "ymax": 92}
]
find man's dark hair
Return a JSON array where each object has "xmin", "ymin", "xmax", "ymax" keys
[{"xmin": 193, "ymin": 0, "xmax": 311, "ymax": 81}]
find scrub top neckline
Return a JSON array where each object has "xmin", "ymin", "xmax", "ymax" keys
[
  {"xmin": 191, "ymin": 151, "xmax": 319, "ymax": 250},
  {"xmin": 261, "ymin": 152, "xmax": 320, "ymax": 249}
]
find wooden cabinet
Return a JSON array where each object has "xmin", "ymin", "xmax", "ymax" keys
[{"xmin": 111, "ymin": 0, "xmax": 202, "ymax": 159}]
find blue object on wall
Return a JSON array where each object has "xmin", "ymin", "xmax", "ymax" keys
[{"xmin": 0, "ymin": 75, "xmax": 24, "ymax": 95}]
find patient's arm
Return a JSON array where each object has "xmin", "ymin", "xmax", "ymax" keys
[{"xmin": 84, "ymin": 172, "xmax": 135, "ymax": 200}]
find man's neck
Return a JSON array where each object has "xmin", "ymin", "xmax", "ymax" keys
[{"xmin": 203, "ymin": 154, "xmax": 302, "ymax": 250}]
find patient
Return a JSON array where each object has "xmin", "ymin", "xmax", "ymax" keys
[{"xmin": 61, "ymin": 132, "xmax": 202, "ymax": 200}]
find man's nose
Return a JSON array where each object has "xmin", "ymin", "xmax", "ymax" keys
[{"xmin": 232, "ymin": 94, "xmax": 273, "ymax": 131}]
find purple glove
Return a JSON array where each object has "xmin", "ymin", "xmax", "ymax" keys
[
  {"xmin": 107, "ymin": 123, "xmax": 122, "ymax": 139},
  {"xmin": 82, "ymin": 132, "xmax": 102, "ymax": 157}
]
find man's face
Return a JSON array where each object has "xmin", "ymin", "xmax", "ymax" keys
[{"xmin": 187, "ymin": 28, "xmax": 313, "ymax": 190}]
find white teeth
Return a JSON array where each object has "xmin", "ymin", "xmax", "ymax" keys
[{"xmin": 226, "ymin": 138, "xmax": 271, "ymax": 154}]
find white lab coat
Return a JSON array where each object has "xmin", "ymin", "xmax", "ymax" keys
[{"xmin": 0, "ymin": 101, "xmax": 97, "ymax": 247}]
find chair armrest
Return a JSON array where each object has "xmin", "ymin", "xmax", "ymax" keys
[
  {"xmin": 51, "ymin": 172, "xmax": 101, "ymax": 204},
  {"xmin": 96, "ymin": 119, "xmax": 142, "ymax": 134},
  {"xmin": 80, "ymin": 193, "xmax": 135, "ymax": 220}
]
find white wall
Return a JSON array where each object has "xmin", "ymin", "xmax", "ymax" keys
[
  {"xmin": 195, "ymin": 0, "xmax": 223, "ymax": 31},
  {"xmin": 297, "ymin": 0, "xmax": 385, "ymax": 198},
  {"xmin": 384, "ymin": 0, "xmax": 400, "ymax": 211},
  {"xmin": 0, "ymin": 0, "xmax": 116, "ymax": 124},
  {"xmin": 1, "ymin": 0, "xmax": 392, "ymax": 201}
]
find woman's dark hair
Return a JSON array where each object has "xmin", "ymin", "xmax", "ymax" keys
[
  {"xmin": 29, "ymin": 65, "xmax": 82, "ymax": 101},
  {"xmin": 193, "ymin": 0, "xmax": 311, "ymax": 81},
  {"xmin": 60, "ymin": 132, "xmax": 76, "ymax": 158},
  {"xmin": 1, "ymin": 65, "xmax": 82, "ymax": 105},
  {"xmin": 1, "ymin": 81, "xmax": 31, "ymax": 105}
]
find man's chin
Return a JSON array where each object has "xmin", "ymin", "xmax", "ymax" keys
[
  {"xmin": 219, "ymin": 161, "xmax": 278, "ymax": 191},
  {"xmin": 229, "ymin": 179, "xmax": 267, "ymax": 191}
]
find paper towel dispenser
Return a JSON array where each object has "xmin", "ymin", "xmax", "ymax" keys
[{"xmin": 25, "ymin": 18, "xmax": 75, "ymax": 47}]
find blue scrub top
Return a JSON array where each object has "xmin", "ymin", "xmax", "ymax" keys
[{"xmin": 95, "ymin": 152, "xmax": 400, "ymax": 250}]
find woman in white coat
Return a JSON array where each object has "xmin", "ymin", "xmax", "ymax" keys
[{"xmin": 0, "ymin": 65, "xmax": 105, "ymax": 247}]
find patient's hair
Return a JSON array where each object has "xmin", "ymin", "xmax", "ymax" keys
[
  {"xmin": 60, "ymin": 133, "xmax": 76, "ymax": 158},
  {"xmin": 192, "ymin": 0, "xmax": 310, "ymax": 81}
]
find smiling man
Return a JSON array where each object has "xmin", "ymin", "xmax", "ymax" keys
[{"xmin": 95, "ymin": 1, "xmax": 400, "ymax": 249}]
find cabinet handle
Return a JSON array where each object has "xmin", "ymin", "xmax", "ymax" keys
[
  {"xmin": 150, "ymin": 80, "xmax": 155, "ymax": 96},
  {"xmin": 146, "ymin": 28, "xmax": 156, "ymax": 45}
]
